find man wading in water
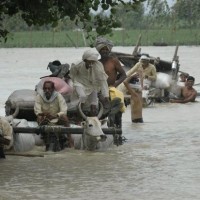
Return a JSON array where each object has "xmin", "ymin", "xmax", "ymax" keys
[
  {"xmin": 95, "ymin": 37, "xmax": 127, "ymax": 128},
  {"xmin": 170, "ymin": 76, "xmax": 197, "ymax": 103}
]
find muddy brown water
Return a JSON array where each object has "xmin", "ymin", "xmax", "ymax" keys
[{"xmin": 0, "ymin": 46, "xmax": 200, "ymax": 200}]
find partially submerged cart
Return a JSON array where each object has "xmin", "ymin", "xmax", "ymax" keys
[
  {"xmin": 4, "ymin": 88, "xmax": 124, "ymax": 152},
  {"xmin": 111, "ymin": 35, "xmax": 181, "ymax": 105}
]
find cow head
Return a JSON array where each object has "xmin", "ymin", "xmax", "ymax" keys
[
  {"xmin": 0, "ymin": 117, "xmax": 14, "ymax": 151},
  {"xmin": 78, "ymin": 103, "xmax": 108, "ymax": 150}
]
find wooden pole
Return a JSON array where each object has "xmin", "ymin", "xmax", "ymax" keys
[
  {"xmin": 132, "ymin": 34, "xmax": 142, "ymax": 56},
  {"xmin": 82, "ymin": 30, "xmax": 87, "ymax": 47},
  {"xmin": 52, "ymin": 28, "xmax": 55, "ymax": 47},
  {"xmin": 5, "ymin": 152, "xmax": 44, "ymax": 157},
  {"xmin": 13, "ymin": 126, "xmax": 122, "ymax": 135},
  {"xmin": 66, "ymin": 32, "xmax": 77, "ymax": 48}
]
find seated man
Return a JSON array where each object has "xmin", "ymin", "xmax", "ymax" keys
[
  {"xmin": 69, "ymin": 49, "xmax": 110, "ymax": 116},
  {"xmin": 34, "ymin": 80, "xmax": 73, "ymax": 149},
  {"xmin": 170, "ymin": 76, "xmax": 197, "ymax": 103},
  {"xmin": 118, "ymin": 54, "xmax": 157, "ymax": 94},
  {"xmin": 127, "ymin": 55, "xmax": 157, "ymax": 89}
]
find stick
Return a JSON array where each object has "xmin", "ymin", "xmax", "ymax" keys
[
  {"xmin": 66, "ymin": 32, "xmax": 77, "ymax": 48},
  {"xmin": 173, "ymin": 45, "xmax": 179, "ymax": 62},
  {"xmin": 5, "ymin": 152, "xmax": 44, "ymax": 157},
  {"xmin": 132, "ymin": 34, "xmax": 142, "ymax": 56}
]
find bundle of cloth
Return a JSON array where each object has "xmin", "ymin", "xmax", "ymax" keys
[{"xmin": 36, "ymin": 77, "xmax": 73, "ymax": 96}]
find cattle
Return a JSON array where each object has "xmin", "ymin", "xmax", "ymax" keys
[
  {"xmin": 4, "ymin": 85, "xmax": 115, "ymax": 152},
  {"xmin": 0, "ymin": 116, "xmax": 41, "ymax": 155},
  {"xmin": 73, "ymin": 103, "xmax": 114, "ymax": 151},
  {"xmin": 0, "ymin": 117, "xmax": 13, "ymax": 158}
]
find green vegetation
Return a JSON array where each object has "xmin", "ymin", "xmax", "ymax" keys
[
  {"xmin": 0, "ymin": 0, "xmax": 200, "ymax": 46},
  {"xmin": 0, "ymin": 0, "xmax": 146, "ymax": 42},
  {"xmin": 1, "ymin": 28, "xmax": 200, "ymax": 48}
]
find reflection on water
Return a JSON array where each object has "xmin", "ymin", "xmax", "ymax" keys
[{"xmin": 0, "ymin": 47, "xmax": 200, "ymax": 200}]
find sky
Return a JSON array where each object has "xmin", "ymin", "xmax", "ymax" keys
[{"xmin": 167, "ymin": 0, "xmax": 175, "ymax": 6}]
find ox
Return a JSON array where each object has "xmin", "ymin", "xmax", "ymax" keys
[
  {"xmin": 0, "ymin": 116, "xmax": 42, "ymax": 157},
  {"xmin": 4, "ymin": 81, "xmax": 116, "ymax": 152},
  {"xmin": 73, "ymin": 103, "xmax": 114, "ymax": 151}
]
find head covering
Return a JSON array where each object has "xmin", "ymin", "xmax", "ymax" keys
[
  {"xmin": 180, "ymin": 72, "xmax": 189, "ymax": 78},
  {"xmin": 95, "ymin": 37, "xmax": 114, "ymax": 52},
  {"xmin": 186, "ymin": 76, "xmax": 195, "ymax": 82},
  {"xmin": 82, "ymin": 49, "xmax": 99, "ymax": 61},
  {"xmin": 52, "ymin": 60, "xmax": 61, "ymax": 66},
  {"xmin": 139, "ymin": 55, "xmax": 150, "ymax": 62}
]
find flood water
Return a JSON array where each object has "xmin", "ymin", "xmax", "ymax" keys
[{"xmin": 0, "ymin": 46, "xmax": 200, "ymax": 200}]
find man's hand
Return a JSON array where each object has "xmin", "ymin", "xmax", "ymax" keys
[
  {"xmin": 169, "ymin": 99, "xmax": 180, "ymax": 103},
  {"xmin": 41, "ymin": 112, "xmax": 58, "ymax": 120},
  {"xmin": 102, "ymin": 97, "xmax": 111, "ymax": 110},
  {"xmin": 46, "ymin": 113, "xmax": 57, "ymax": 120},
  {"xmin": 124, "ymin": 73, "xmax": 139, "ymax": 84},
  {"xmin": 132, "ymin": 73, "xmax": 140, "ymax": 79}
]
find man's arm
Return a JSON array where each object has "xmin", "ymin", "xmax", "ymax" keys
[
  {"xmin": 170, "ymin": 90, "xmax": 197, "ymax": 103},
  {"xmin": 126, "ymin": 62, "xmax": 140, "ymax": 78},
  {"xmin": 114, "ymin": 59, "xmax": 127, "ymax": 87},
  {"xmin": 69, "ymin": 63, "xmax": 79, "ymax": 82},
  {"xmin": 57, "ymin": 93, "xmax": 68, "ymax": 116},
  {"xmin": 123, "ymin": 75, "xmax": 140, "ymax": 98},
  {"xmin": 147, "ymin": 65, "xmax": 157, "ymax": 81},
  {"xmin": 34, "ymin": 95, "xmax": 43, "ymax": 116}
]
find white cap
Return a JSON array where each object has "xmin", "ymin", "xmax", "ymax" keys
[
  {"xmin": 139, "ymin": 55, "xmax": 150, "ymax": 61},
  {"xmin": 82, "ymin": 49, "xmax": 99, "ymax": 61}
]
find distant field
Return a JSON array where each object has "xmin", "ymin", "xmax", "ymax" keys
[{"xmin": 1, "ymin": 28, "xmax": 200, "ymax": 47}]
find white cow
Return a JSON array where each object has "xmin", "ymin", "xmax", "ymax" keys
[
  {"xmin": 1, "ymin": 100, "xmax": 114, "ymax": 152},
  {"xmin": 73, "ymin": 103, "xmax": 114, "ymax": 151},
  {"xmin": 0, "ymin": 116, "xmax": 42, "ymax": 153},
  {"xmin": 0, "ymin": 117, "xmax": 13, "ymax": 151}
]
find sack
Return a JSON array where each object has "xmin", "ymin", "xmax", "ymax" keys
[
  {"xmin": 109, "ymin": 87, "xmax": 126, "ymax": 113},
  {"xmin": 143, "ymin": 79, "xmax": 152, "ymax": 89},
  {"xmin": 151, "ymin": 72, "xmax": 172, "ymax": 89},
  {"xmin": 36, "ymin": 77, "xmax": 73, "ymax": 95}
]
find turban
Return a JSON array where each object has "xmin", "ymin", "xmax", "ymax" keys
[
  {"xmin": 82, "ymin": 49, "xmax": 99, "ymax": 61},
  {"xmin": 95, "ymin": 37, "xmax": 114, "ymax": 52},
  {"xmin": 139, "ymin": 55, "xmax": 150, "ymax": 62}
]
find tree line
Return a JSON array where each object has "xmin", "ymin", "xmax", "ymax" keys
[{"xmin": 1, "ymin": 0, "xmax": 200, "ymax": 44}]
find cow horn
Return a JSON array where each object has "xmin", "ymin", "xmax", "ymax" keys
[
  {"xmin": 12, "ymin": 104, "xmax": 19, "ymax": 118},
  {"xmin": 97, "ymin": 102, "xmax": 104, "ymax": 119},
  {"xmin": 78, "ymin": 103, "xmax": 87, "ymax": 120}
]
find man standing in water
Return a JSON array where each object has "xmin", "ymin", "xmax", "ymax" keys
[
  {"xmin": 95, "ymin": 37, "xmax": 127, "ymax": 128},
  {"xmin": 126, "ymin": 55, "xmax": 157, "ymax": 89},
  {"xmin": 170, "ymin": 76, "xmax": 197, "ymax": 103},
  {"xmin": 123, "ymin": 75, "xmax": 143, "ymax": 123},
  {"xmin": 95, "ymin": 37, "xmax": 127, "ymax": 88},
  {"xmin": 118, "ymin": 55, "xmax": 157, "ymax": 123}
]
